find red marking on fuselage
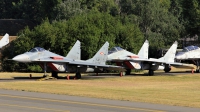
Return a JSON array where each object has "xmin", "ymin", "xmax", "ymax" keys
[
  {"xmin": 50, "ymin": 56, "xmax": 63, "ymax": 60},
  {"xmin": 100, "ymin": 52, "xmax": 104, "ymax": 55},
  {"xmin": 127, "ymin": 55, "xmax": 139, "ymax": 58},
  {"xmin": 116, "ymin": 62, "xmax": 123, "ymax": 66},
  {"xmin": 124, "ymin": 61, "xmax": 134, "ymax": 69},
  {"xmin": 47, "ymin": 63, "xmax": 58, "ymax": 71}
]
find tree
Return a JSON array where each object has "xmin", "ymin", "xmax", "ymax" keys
[
  {"xmin": 0, "ymin": 0, "xmax": 61, "ymax": 24},
  {"xmin": 181, "ymin": 0, "xmax": 200, "ymax": 36},
  {"xmin": 53, "ymin": 0, "xmax": 83, "ymax": 20},
  {"xmin": 65, "ymin": 11, "xmax": 143, "ymax": 58},
  {"xmin": 0, "ymin": 0, "xmax": 15, "ymax": 18},
  {"xmin": 118, "ymin": 0, "xmax": 184, "ymax": 57}
]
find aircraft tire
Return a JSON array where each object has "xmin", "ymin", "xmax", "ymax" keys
[
  {"xmin": 125, "ymin": 69, "xmax": 131, "ymax": 75},
  {"xmin": 164, "ymin": 68, "xmax": 171, "ymax": 73},
  {"xmin": 76, "ymin": 72, "xmax": 82, "ymax": 79},
  {"xmin": 148, "ymin": 70, "xmax": 154, "ymax": 76},
  {"xmin": 51, "ymin": 71, "xmax": 58, "ymax": 78},
  {"xmin": 196, "ymin": 69, "xmax": 200, "ymax": 73},
  {"xmin": 164, "ymin": 65, "xmax": 171, "ymax": 73}
]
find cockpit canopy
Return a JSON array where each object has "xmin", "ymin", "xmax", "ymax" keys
[
  {"xmin": 182, "ymin": 45, "xmax": 199, "ymax": 52},
  {"xmin": 29, "ymin": 47, "xmax": 45, "ymax": 52},
  {"xmin": 108, "ymin": 47, "xmax": 124, "ymax": 54}
]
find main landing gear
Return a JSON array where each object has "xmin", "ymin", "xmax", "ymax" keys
[
  {"xmin": 195, "ymin": 60, "xmax": 200, "ymax": 73},
  {"xmin": 75, "ymin": 72, "xmax": 82, "ymax": 79},
  {"xmin": 148, "ymin": 70, "xmax": 154, "ymax": 76},
  {"xmin": 42, "ymin": 63, "xmax": 59, "ymax": 78},
  {"xmin": 164, "ymin": 64, "xmax": 171, "ymax": 73},
  {"xmin": 125, "ymin": 69, "xmax": 131, "ymax": 75},
  {"xmin": 148, "ymin": 63, "xmax": 154, "ymax": 76},
  {"xmin": 51, "ymin": 71, "xmax": 58, "ymax": 78},
  {"xmin": 43, "ymin": 63, "xmax": 48, "ymax": 77}
]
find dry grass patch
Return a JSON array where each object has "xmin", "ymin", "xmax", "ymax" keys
[{"xmin": 0, "ymin": 73, "xmax": 200, "ymax": 108}]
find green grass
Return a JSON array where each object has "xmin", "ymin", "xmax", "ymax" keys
[{"xmin": 0, "ymin": 72, "xmax": 200, "ymax": 108}]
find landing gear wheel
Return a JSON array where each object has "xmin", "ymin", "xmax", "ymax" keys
[
  {"xmin": 196, "ymin": 69, "xmax": 200, "ymax": 73},
  {"xmin": 76, "ymin": 72, "xmax": 82, "ymax": 79},
  {"xmin": 164, "ymin": 65, "xmax": 171, "ymax": 73},
  {"xmin": 51, "ymin": 71, "xmax": 58, "ymax": 78},
  {"xmin": 164, "ymin": 68, "xmax": 171, "ymax": 73},
  {"xmin": 148, "ymin": 70, "xmax": 154, "ymax": 76},
  {"xmin": 125, "ymin": 69, "xmax": 131, "ymax": 75},
  {"xmin": 196, "ymin": 61, "xmax": 200, "ymax": 73}
]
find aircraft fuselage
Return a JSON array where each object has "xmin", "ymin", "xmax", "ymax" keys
[{"xmin": 12, "ymin": 47, "xmax": 104, "ymax": 73}]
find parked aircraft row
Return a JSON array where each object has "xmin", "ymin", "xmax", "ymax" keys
[{"xmin": 10, "ymin": 39, "xmax": 196, "ymax": 78}]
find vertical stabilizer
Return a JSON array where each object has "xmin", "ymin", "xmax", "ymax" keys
[
  {"xmin": 0, "ymin": 33, "xmax": 9, "ymax": 48},
  {"xmin": 158, "ymin": 41, "xmax": 178, "ymax": 62},
  {"xmin": 86, "ymin": 42, "xmax": 109, "ymax": 64},
  {"xmin": 137, "ymin": 40, "xmax": 149, "ymax": 59},
  {"xmin": 66, "ymin": 40, "xmax": 81, "ymax": 60}
]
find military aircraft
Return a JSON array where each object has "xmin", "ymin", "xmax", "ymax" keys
[
  {"xmin": 12, "ymin": 40, "xmax": 125, "ymax": 79},
  {"xmin": 107, "ymin": 40, "xmax": 194, "ymax": 75},
  {"xmin": 0, "ymin": 33, "xmax": 9, "ymax": 48},
  {"xmin": 175, "ymin": 45, "xmax": 200, "ymax": 72}
]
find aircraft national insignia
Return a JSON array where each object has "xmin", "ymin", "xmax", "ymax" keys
[{"xmin": 100, "ymin": 52, "xmax": 104, "ymax": 55}]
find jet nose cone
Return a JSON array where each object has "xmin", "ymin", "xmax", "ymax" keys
[{"xmin": 12, "ymin": 54, "xmax": 30, "ymax": 62}]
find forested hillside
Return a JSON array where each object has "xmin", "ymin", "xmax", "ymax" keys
[{"xmin": 0, "ymin": 0, "xmax": 199, "ymax": 72}]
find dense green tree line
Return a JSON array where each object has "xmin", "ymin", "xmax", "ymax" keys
[{"xmin": 0, "ymin": 0, "xmax": 199, "ymax": 71}]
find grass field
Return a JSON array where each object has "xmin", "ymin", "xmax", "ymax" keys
[{"xmin": 0, "ymin": 71, "xmax": 200, "ymax": 108}]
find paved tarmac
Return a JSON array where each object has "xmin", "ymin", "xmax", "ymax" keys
[{"xmin": 0, "ymin": 89, "xmax": 200, "ymax": 112}]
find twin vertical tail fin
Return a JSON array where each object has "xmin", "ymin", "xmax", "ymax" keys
[
  {"xmin": 86, "ymin": 42, "xmax": 109, "ymax": 65},
  {"xmin": 0, "ymin": 33, "xmax": 9, "ymax": 48},
  {"xmin": 137, "ymin": 40, "xmax": 149, "ymax": 59},
  {"xmin": 158, "ymin": 41, "xmax": 178, "ymax": 62},
  {"xmin": 66, "ymin": 40, "xmax": 81, "ymax": 60}
]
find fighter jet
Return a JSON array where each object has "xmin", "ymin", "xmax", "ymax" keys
[
  {"xmin": 0, "ymin": 33, "xmax": 9, "ymax": 48},
  {"xmin": 175, "ymin": 45, "xmax": 200, "ymax": 72},
  {"xmin": 107, "ymin": 40, "xmax": 194, "ymax": 75},
  {"xmin": 12, "ymin": 40, "xmax": 125, "ymax": 79}
]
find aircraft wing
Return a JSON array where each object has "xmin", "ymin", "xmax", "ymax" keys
[
  {"xmin": 31, "ymin": 58, "xmax": 126, "ymax": 72},
  {"xmin": 185, "ymin": 58, "xmax": 200, "ymax": 60},
  {"xmin": 69, "ymin": 61, "xmax": 126, "ymax": 71},
  {"xmin": 107, "ymin": 58, "xmax": 149, "ymax": 62},
  {"xmin": 167, "ymin": 62, "xmax": 195, "ymax": 69},
  {"xmin": 107, "ymin": 58, "xmax": 195, "ymax": 69},
  {"xmin": 135, "ymin": 58, "xmax": 195, "ymax": 69},
  {"xmin": 146, "ymin": 59, "xmax": 195, "ymax": 69},
  {"xmin": 108, "ymin": 58, "xmax": 173, "ymax": 63},
  {"xmin": 29, "ymin": 58, "xmax": 72, "ymax": 63}
]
